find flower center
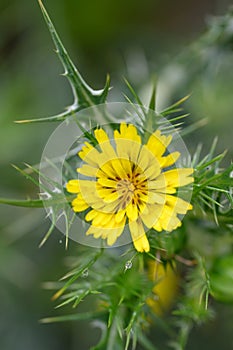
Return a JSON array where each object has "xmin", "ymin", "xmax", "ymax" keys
[
  {"xmin": 116, "ymin": 178, "xmax": 135, "ymax": 203},
  {"xmin": 117, "ymin": 179, "xmax": 135, "ymax": 193},
  {"xmin": 115, "ymin": 169, "xmax": 147, "ymax": 209}
]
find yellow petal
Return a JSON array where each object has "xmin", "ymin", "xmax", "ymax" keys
[
  {"xmin": 137, "ymin": 145, "xmax": 151, "ymax": 171},
  {"xmin": 77, "ymin": 180, "xmax": 99, "ymax": 203},
  {"xmin": 143, "ymin": 191, "xmax": 166, "ymax": 204},
  {"xmin": 78, "ymin": 141, "xmax": 100, "ymax": 165},
  {"xmin": 163, "ymin": 215, "xmax": 182, "ymax": 231},
  {"xmin": 152, "ymin": 204, "xmax": 182, "ymax": 232},
  {"xmin": 110, "ymin": 158, "xmax": 128, "ymax": 178},
  {"xmin": 94, "ymin": 128, "xmax": 109, "ymax": 142},
  {"xmin": 103, "ymin": 191, "xmax": 119, "ymax": 203},
  {"xmin": 97, "ymin": 188, "xmax": 116, "ymax": 198},
  {"xmin": 92, "ymin": 212, "xmax": 114, "ymax": 226},
  {"xmin": 160, "ymin": 152, "xmax": 180, "ymax": 168},
  {"xmin": 146, "ymin": 130, "xmax": 172, "ymax": 158},
  {"xmin": 159, "ymin": 186, "xmax": 177, "ymax": 194},
  {"xmin": 129, "ymin": 219, "xmax": 150, "ymax": 252},
  {"xmin": 115, "ymin": 139, "xmax": 141, "ymax": 164},
  {"xmin": 85, "ymin": 209, "xmax": 98, "ymax": 221},
  {"xmin": 166, "ymin": 195, "xmax": 193, "ymax": 214},
  {"xmin": 126, "ymin": 203, "xmax": 138, "ymax": 221},
  {"xmin": 86, "ymin": 225, "xmax": 103, "ymax": 238},
  {"xmin": 118, "ymin": 158, "xmax": 132, "ymax": 178},
  {"xmin": 143, "ymin": 163, "xmax": 161, "ymax": 180},
  {"xmin": 77, "ymin": 164, "xmax": 97, "ymax": 177},
  {"xmin": 140, "ymin": 203, "xmax": 163, "ymax": 228},
  {"xmin": 148, "ymin": 179, "xmax": 166, "ymax": 190},
  {"xmin": 115, "ymin": 209, "xmax": 126, "ymax": 223},
  {"xmin": 114, "ymin": 124, "xmax": 141, "ymax": 163},
  {"xmin": 106, "ymin": 224, "xmax": 125, "ymax": 245},
  {"xmin": 72, "ymin": 195, "xmax": 89, "ymax": 212},
  {"xmin": 98, "ymin": 162, "xmax": 116, "ymax": 179},
  {"xmin": 92, "ymin": 199, "xmax": 119, "ymax": 213},
  {"xmin": 94, "ymin": 129, "xmax": 116, "ymax": 158},
  {"xmin": 153, "ymin": 220, "xmax": 163, "ymax": 232},
  {"xmin": 114, "ymin": 123, "xmax": 141, "ymax": 143},
  {"xmin": 86, "ymin": 217, "xmax": 125, "ymax": 245},
  {"xmin": 137, "ymin": 201, "xmax": 149, "ymax": 215},
  {"xmin": 97, "ymin": 178, "xmax": 117, "ymax": 188},
  {"xmin": 66, "ymin": 179, "xmax": 80, "ymax": 193},
  {"xmin": 163, "ymin": 168, "xmax": 194, "ymax": 187}
]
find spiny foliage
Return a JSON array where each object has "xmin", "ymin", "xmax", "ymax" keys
[{"xmin": 1, "ymin": 2, "xmax": 232, "ymax": 350}]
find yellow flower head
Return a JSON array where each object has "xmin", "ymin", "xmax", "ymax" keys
[{"xmin": 66, "ymin": 123, "xmax": 193, "ymax": 252}]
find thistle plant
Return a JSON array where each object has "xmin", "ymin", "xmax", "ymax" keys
[{"xmin": 1, "ymin": 1, "xmax": 233, "ymax": 349}]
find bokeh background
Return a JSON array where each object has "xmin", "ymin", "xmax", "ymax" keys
[{"xmin": 0, "ymin": 0, "xmax": 232, "ymax": 349}]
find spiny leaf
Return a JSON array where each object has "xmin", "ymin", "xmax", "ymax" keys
[
  {"xmin": 55, "ymin": 289, "xmax": 91, "ymax": 309},
  {"xmin": 148, "ymin": 83, "xmax": 156, "ymax": 111},
  {"xmin": 16, "ymin": 1, "xmax": 110, "ymax": 124},
  {"xmin": 137, "ymin": 332, "xmax": 159, "ymax": 350},
  {"xmin": 11, "ymin": 164, "xmax": 44, "ymax": 191},
  {"xmin": 15, "ymin": 108, "xmax": 75, "ymax": 124},
  {"xmin": 8, "ymin": 163, "xmax": 75, "ymax": 215},
  {"xmin": 39, "ymin": 211, "xmax": 56, "ymax": 247},
  {"xmin": 123, "ymin": 94, "xmax": 145, "ymax": 124},
  {"xmin": 180, "ymin": 117, "xmax": 208, "ymax": 137},
  {"xmin": 37, "ymin": 0, "xmax": 110, "ymax": 107},
  {"xmin": 161, "ymin": 108, "xmax": 183, "ymax": 117},
  {"xmin": 196, "ymin": 151, "xmax": 227, "ymax": 171},
  {"xmin": 0, "ymin": 197, "xmax": 44, "ymax": 208},
  {"xmin": 52, "ymin": 249, "xmax": 103, "ymax": 300},
  {"xmin": 0, "ymin": 195, "xmax": 75, "ymax": 208},
  {"xmin": 74, "ymin": 118, "xmax": 98, "ymax": 146},
  {"xmin": 40, "ymin": 311, "xmax": 105, "ymax": 324},
  {"xmin": 158, "ymin": 113, "xmax": 190, "ymax": 125},
  {"xmin": 160, "ymin": 94, "xmax": 191, "ymax": 115},
  {"xmin": 24, "ymin": 162, "xmax": 63, "ymax": 192},
  {"xmin": 124, "ymin": 78, "xmax": 145, "ymax": 110}
]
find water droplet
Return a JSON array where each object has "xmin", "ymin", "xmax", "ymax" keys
[
  {"xmin": 125, "ymin": 260, "xmax": 132, "ymax": 270},
  {"xmin": 82, "ymin": 269, "xmax": 89, "ymax": 278}
]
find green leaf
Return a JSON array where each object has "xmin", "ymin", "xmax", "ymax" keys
[
  {"xmin": 158, "ymin": 113, "xmax": 190, "ymax": 125},
  {"xmin": 24, "ymin": 162, "xmax": 64, "ymax": 192},
  {"xmin": 0, "ymin": 197, "xmax": 44, "ymax": 208},
  {"xmin": 209, "ymin": 255, "xmax": 233, "ymax": 303},
  {"xmin": 16, "ymin": 0, "xmax": 110, "ymax": 124},
  {"xmin": 40, "ymin": 311, "xmax": 105, "ymax": 323},
  {"xmin": 148, "ymin": 83, "xmax": 156, "ymax": 111},
  {"xmin": 11, "ymin": 164, "xmax": 44, "ymax": 191},
  {"xmin": 0, "ymin": 194, "xmax": 74, "ymax": 208},
  {"xmin": 160, "ymin": 94, "xmax": 191, "ymax": 115},
  {"xmin": 138, "ymin": 332, "xmax": 159, "ymax": 350},
  {"xmin": 124, "ymin": 78, "xmax": 145, "ymax": 109},
  {"xmin": 39, "ymin": 210, "xmax": 56, "ymax": 247},
  {"xmin": 52, "ymin": 249, "xmax": 103, "ymax": 300},
  {"xmin": 180, "ymin": 118, "xmax": 208, "ymax": 137}
]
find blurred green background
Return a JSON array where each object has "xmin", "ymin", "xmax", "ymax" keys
[{"xmin": 0, "ymin": 0, "xmax": 232, "ymax": 349}]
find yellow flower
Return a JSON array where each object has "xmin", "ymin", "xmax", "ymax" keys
[
  {"xmin": 66, "ymin": 123, "xmax": 193, "ymax": 252},
  {"xmin": 147, "ymin": 260, "xmax": 179, "ymax": 316}
]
